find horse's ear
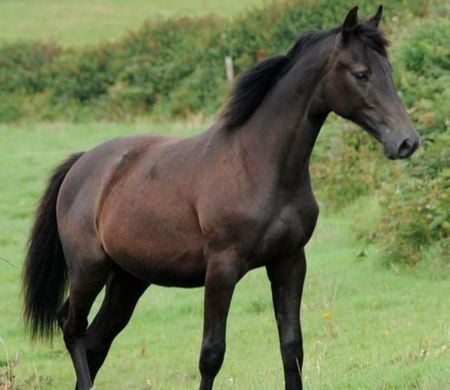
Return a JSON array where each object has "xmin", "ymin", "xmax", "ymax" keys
[
  {"xmin": 342, "ymin": 6, "xmax": 359, "ymax": 43},
  {"xmin": 368, "ymin": 5, "xmax": 383, "ymax": 28}
]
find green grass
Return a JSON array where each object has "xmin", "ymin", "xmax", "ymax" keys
[
  {"xmin": 0, "ymin": 122, "xmax": 449, "ymax": 389},
  {"xmin": 0, "ymin": 0, "xmax": 266, "ymax": 47}
]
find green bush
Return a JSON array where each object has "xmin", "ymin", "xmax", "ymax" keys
[
  {"xmin": 0, "ymin": 0, "xmax": 432, "ymax": 123},
  {"xmin": 311, "ymin": 119, "xmax": 382, "ymax": 209},
  {"xmin": 109, "ymin": 18, "xmax": 221, "ymax": 116},
  {"xmin": 376, "ymin": 18, "xmax": 449, "ymax": 268},
  {"xmin": 46, "ymin": 47, "xmax": 117, "ymax": 103},
  {"xmin": 0, "ymin": 41, "xmax": 60, "ymax": 94}
]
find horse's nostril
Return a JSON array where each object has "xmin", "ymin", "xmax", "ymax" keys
[{"xmin": 398, "ymin": 138, "xmax": 414, "ymax": 158}]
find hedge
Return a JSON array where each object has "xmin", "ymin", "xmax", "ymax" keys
[
  {"xmin": 376, "ymin": 18, "xmax": 449, "ymax": 269},
  {"xmin": 0, "ymin": 0, "xmax": 430, "ymax": 123}
]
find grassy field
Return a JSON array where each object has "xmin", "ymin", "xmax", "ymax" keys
[
  {"xmin": 0, "ymin": 0, "xmax": 266, "ymax": 46},
  {"xmin": 0, "ymin": 122, "xmax": 449, "ymax": 389}
]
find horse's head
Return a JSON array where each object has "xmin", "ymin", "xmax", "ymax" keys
[{"xmin": 323, "ymin": 5, "xmax": 420, "ymax": 159}]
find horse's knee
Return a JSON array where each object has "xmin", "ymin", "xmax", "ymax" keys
[
  {"xmin": 282, "ymin": 337, "xmax": 301, "ymax": 355},
  {"xmin": 199, "ymin": 339, "xmax": 226, "ymax": 377},
  {"xmin": 281, "ymin": 336, "xmax": 303, "ymax": 368}
]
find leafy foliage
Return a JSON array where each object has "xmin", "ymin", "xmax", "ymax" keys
[
  {"xmin": 376, "ymin": 18, "xmax": 449, "ymax": 267},
  {"xmin": 311, "ymin": 120, "xmax": 381, "ymax": 209},
  {"xmin": 0, "ymin": 0, "xmax": 430, "ymax": 123}
]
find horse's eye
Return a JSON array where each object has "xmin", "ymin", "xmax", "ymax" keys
[{"xmin": 354, "ymin": 71, "xmax": 369, "ymax": 81}]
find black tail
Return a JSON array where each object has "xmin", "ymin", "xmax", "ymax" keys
[{"xmin": 23, "ymin": 152, "xmax": 83, "ymax": 341}]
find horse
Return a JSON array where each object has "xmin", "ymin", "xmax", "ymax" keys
[{"xmin": 23, "ymin": 5, "xmax": 419, "ymax": 390}]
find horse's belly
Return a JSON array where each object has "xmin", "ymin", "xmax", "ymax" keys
[
  {"xmin": 109, "ymin": 246, "xmax": 207, "ymax": 287},
  {"xmin": 99, "ymin": 181, "xmax": 207, "ymax": 286},
  {"xmin": 100, "ymin": 207, "xmax": 206, "ymax": 286}
]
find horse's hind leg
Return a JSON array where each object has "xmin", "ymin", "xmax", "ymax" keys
[
  {"xmin": 60, "ymin": 261, "xmax": 109, "ymax": 390},
  {"xmin": 84, "ymin": 268, "xmax": 148, "ymax": 382}
]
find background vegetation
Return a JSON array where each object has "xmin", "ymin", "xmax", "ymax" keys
[
  {"xmin": 1, "ymin": 0, "xmax": 446, "ymax": 124},
  {"xmin": 0, "ymin": 0, "xmax": 448, "ymax": 388}
]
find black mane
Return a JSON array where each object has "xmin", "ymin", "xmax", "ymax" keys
[{"xmin": 221, "ymin": 23, "xmax": 388, "ymax": 129}]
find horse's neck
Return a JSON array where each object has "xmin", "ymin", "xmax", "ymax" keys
[{"xmin": 236, "ymin": 50, "xmax": 330, "ymax": 191}]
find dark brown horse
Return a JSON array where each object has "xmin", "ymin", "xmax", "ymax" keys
[{"xmin": 23, "ymin": 6, "xmax": 419, "ymax": 390}]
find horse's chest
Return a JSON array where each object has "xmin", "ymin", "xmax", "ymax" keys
[{"xmin": 250, "ymin": 203, "xmax": 319, "ymax": 266}]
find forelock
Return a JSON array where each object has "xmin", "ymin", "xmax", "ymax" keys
[{"xmin": 353, "ymin": 23, "xmax": 389, "ymax": 57}]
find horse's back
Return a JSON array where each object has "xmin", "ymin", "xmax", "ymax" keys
[{"xmin": 58, "ymin": 133, "xmax": 171, "ymax": 216}]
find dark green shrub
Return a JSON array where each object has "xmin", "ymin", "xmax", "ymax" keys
[
  {"xmin": 108, "ymin": 17, "xmax": 222, "ymax": 117},
  {"xmin": 45, "ymin": 46, "xmax": 117, "ymax": 103},
  {"xmin": 164, "ymin": 66, "xmax": 230, "ymax": 117},
  {"xmin": 376, "ymin": 18, "xmax": 449, "ymax": 267},
  {"xmin": 0, "ymin": 42, "xmax": 59, "ymax": 93},
  {"xmin": 311, "ymin": 119, "xmax": 382, "ymax": 209},
  {"xmin": 0, "ymin": 0, "xmax": 432, "ymax": 123}
]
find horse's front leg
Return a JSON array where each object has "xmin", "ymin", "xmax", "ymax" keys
[
  {"xmin": 266, "ymin": 249, "xmax": 307, "ymax": 390},
  {"xmin": 199, "ymin": 249, "xmax": 241, "ymax": 390}
]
